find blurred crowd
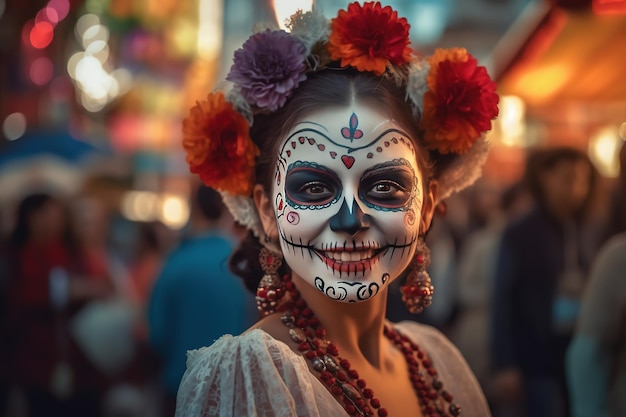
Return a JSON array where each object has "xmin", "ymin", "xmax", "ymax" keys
[
  {"xmin": 0, "ymin": 183, "xmax": 256, "ymax": 417},
  {"xmin": 0, "ymin": 143, "xmax": 624, "ymax": 417}
]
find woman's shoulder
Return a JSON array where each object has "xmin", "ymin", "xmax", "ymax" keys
[
  {"xmin": 177, "ymin": 328, "xmax": 345, "ymax": 417},
  {"xmin": 185, "ymin": 327, "xmax": 298, "ymax": 371},
  {"xmin": 393, "ymin": 320, "xmax": 472, "ymax": 374}
]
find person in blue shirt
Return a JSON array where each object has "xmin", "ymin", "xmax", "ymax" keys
[{"xmin": 148, "ymin": 185, "xmax": 257, "ymax": 416}]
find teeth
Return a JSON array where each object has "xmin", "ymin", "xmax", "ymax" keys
[{"xmin": 325, "ymin": 251, "xmax": 374, "ymax": 262}]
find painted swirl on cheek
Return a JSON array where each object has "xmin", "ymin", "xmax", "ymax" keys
[
  {"xmin": 404, "ymin": 209, "xmax": 416, "ymax": 226},
  {"xmin": 286, "ymin": 211, "xmax": 300, "ymax": 225}
]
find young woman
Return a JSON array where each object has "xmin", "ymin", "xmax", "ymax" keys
[{"xmin": 177, "ymin": 3, "xmax": 499, "ymax": 416}]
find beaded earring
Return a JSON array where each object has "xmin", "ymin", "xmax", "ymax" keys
[
  {"xmin": 401, "ymin": 237, "xmax": 434, "ymax": 314},
  {"xmin": 256, "ymin": 247, "xmax": 286, "ymax": 317}
]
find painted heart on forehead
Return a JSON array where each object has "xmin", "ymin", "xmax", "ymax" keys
[{"xmin": 272, "ymin": 103, "xmax": 425, "ymax": 303}]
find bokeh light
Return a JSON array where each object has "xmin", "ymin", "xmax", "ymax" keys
[
  {"xmin": 30, "ymin": 57, "xmax": 54, "ymax": 86},
  {"xmin": 81, "ymin": 24, "xmax": 109, "ymax": 49},
  {"xmin": 75, "ymin": 14, "xmax": 100, "ymax": 41},
  {"xmin": 68, "ymin": 13, "xmax": 132, "ymax": 112},
  {"xmin": 30, "ymin": 21, "xmax": 54, "ymax": 49},
  {"xmin": 3, "ymin": 113, "xmax": 27, "ymax": 141},
  {"xmin": 589, "ymin": 125, "xmax": 622, "ymax": 177},
  {"xmin": 36, "ymin": 7, "xmax": 59, "ymax": 27},
  {"xmin": 85, "ymin": 39, "xmax": 109, "ymax": 63},
  {"xmin": 111, "ymin": 68, "xmax": 133, "ymax": 95},
  {"xmin": 48, "ymin": 0, "xmax": 70, "ymax": 21},
  {"xmin": 121, "ymin": 191, "xmax": 160, "ymax": 222},
  {"xmin": 159, "ymin": 194, "xmax": 190, "ymax": 229},
  {"xmin": 496, "ymin": 95, "xmax": 528, "ymax": 147},
  {"xmin": 196, "ymin": 0, "xmax": 223, "ymax": 59}
]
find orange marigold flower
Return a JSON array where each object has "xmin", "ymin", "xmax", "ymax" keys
[
  {"xmin": 421, "ymin": 48, "xmax": 499, "ymax": 154},
  {"xmin": 182, "ymin": 92, "xmax": 259, "ymax": 195},
  {"xmin": 328, "ymin": 1, "xmax": 412, "ymax": 76}
]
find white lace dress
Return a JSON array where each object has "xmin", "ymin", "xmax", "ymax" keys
[{"xmin": 175, "ymin": 321, "xmax": 491, "ymax": 417}]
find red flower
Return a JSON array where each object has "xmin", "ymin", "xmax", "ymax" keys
[
  {"xmin": 422, "ymin": 48, "xmax": 499, "ymax": 154},
  {"xmin": 328, "ymin": 2, "xmax": 412, "ymax": 75},
  {"xmin": 182, "ymin": 92, "xmax": 259, "ymax": 195}
]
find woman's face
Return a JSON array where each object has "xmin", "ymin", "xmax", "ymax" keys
[
  {"xmin": 30, "ymin": 199, "xmax": 66, "ymax": 241},
  {"xmin": 268, "ymin": 101, "xmax": 428, "ymax": 303},
  {"xmin": 542, "ymin": 159, "xmax": 591, "ymax": 217}
]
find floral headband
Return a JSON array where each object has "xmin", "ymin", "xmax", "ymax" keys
[{"xmin": 182, "ymin": 2, "xmax": 499, "ymax": 239}]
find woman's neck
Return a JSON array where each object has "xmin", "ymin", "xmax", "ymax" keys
[{"xmin": 291, "ymin": 272, "xmax": 390, "ymax": 369}]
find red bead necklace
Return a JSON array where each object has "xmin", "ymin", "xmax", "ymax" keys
[{"xmin": 278, "ymin": 274, "xmax": 461, "ymax": 417}]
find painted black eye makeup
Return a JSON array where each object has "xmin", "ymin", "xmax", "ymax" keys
[
  {"xmin": 359, "ymin": 159, "xmax": 416, "ymax": 211},
  {"xmin": 285, "ymin": 162, "xmax": 342, "ymax": 209}
]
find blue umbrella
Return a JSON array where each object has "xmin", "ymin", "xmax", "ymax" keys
[{"xmin": 0, "ymin": 130, "xmax": 107, "ymax": 167}]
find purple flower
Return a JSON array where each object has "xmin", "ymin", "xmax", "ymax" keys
[{"xmin": 227, "ymin": 30, "xmax": 307, "ymax": 112}]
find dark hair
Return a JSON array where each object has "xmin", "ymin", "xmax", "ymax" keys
[
  {"xmin": 229, "ymin": 69, "xmax": 436, "ymax": 292},
  {"xmin": 136, "ymin": 221, "xmax": 161, "ymax": 253},
  {"xmin": 10, "ymin": 193, "xmax": 56, "ymax": 249},
  {"xmin": 196, "ymin": 185, "xmax": 223, "ymax": 220},
  {"xmin": 524, "ymin": 146, "xmax": 596, "ymax": 219}
]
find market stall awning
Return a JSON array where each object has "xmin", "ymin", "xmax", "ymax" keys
[{"xmin": 491, "ymin": 2, "xmax": 626, "ymax": 111}]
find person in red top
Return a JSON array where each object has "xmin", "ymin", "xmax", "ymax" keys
[{"xmin": 6, "ymin": 193, "xmax": 106, "ymax": 417}]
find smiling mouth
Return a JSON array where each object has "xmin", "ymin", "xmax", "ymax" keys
[
  {"xmin": 280, "ymin": 231, "xmax": 418, "ymax": 276},
  {"xmin": 313, "ymin": 245, "xmax": 385, "ymax": 274}
]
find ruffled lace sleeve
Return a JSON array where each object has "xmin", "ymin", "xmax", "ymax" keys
[{"xmin": 175, "ymin": 329, "xmax": 347, "ymax": 417}]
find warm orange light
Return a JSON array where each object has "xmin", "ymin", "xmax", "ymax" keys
[{"xmin": 513, "ymin": 64, "xmax": 571, "ymax": 104}]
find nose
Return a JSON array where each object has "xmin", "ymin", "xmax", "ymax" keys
[{"xmin": 329, "ymin": 199, "xmax": 371, "ymax": 236}]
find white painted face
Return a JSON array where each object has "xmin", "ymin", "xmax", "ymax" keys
[{"xmin": 271, "ymin": 101, "xmax": 425, "ymax": 303}]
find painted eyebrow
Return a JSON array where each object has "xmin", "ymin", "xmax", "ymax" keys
[{"xmin": 361, "ymin": 159, "xmax": 415, "ymax": 176}]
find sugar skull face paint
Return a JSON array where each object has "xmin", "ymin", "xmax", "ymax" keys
[{"xmin": 272, "ymin": 102, "xmax": 425, "ymax": 303}]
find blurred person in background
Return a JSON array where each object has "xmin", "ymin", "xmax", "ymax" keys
[
  {"xmin": 566, "ymin": 232, "xmax": 626, "ymax": 417},
  {"xmin": 147, "ymin": 184, "xmax": 256, "ymax": 417},
  {"xmin": 450, "ymin": 181, "xmax": 531, "ymax": 404},
  {"xmin": 5, "ymin": 193, "xmax": 104, "ymax": 417},
  {"xmin": 128, "ymin": 221, "xmax": 167, "ymax": 316},
  {"xmin": 605, "ymin": 142, "xmax": 626, "ymax": 238},
  {"xmin": 491, "ymin": 147, "xmax": 598, "ymax": 417},
  {"xmin": 68, "ymin": 195, "xmax": 143, "ymax": 417},
  {"xmin": 69, "ymin": 196, "xmax": 117, "ymax": 296}
]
